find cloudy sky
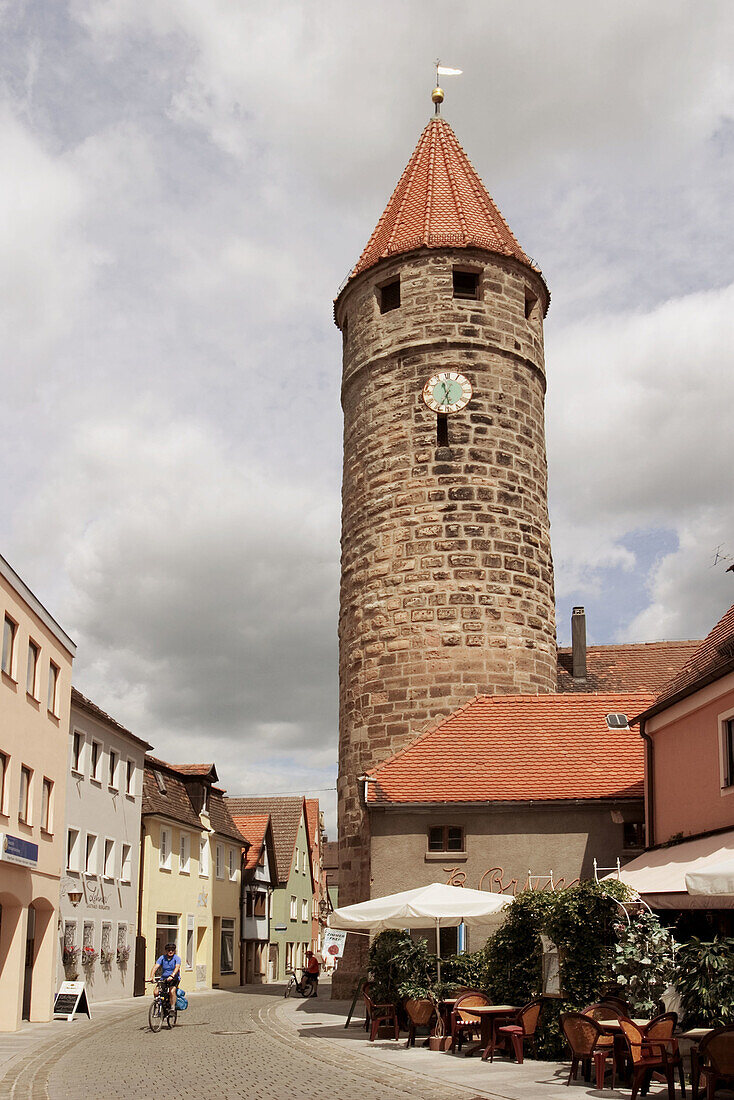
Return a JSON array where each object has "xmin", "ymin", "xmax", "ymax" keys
[{"xmin": 1, "ymin": 1, "xmax": 733, "ymax": 834}]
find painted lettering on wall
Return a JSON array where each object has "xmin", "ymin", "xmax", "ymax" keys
[{"xmin": 444, "ymin": 866, "xmax": 580, "ymax": 895}]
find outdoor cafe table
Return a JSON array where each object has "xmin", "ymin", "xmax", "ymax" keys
[
  {"xmin": 460, "ymin": 1004, "xmax": 522, "ymax": 1060},
  {"xmin": 597, "ymin": 1019, "xmax": 651, "ymax": 1032}
]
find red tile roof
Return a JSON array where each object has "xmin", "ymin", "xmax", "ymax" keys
[
  {"xmin": 557, "ymin": 641, "xmax": 700, "ymax": 696},
  {"xmin": 225, "ymin": 796, "xmax": 305, "ymax": 885},
  {"xmin": 142, "ymin": 757, "xmax": 244, "ymax": 843},
  {"xmin": 643, "ymin": 603, "xmax": 734, "ymax": 716},
  {"xmin": 348, "ymin": 116, "xmax": 540, "ymax": 284},
  {"xmin": 366, "ymin": 692, "xmax": 654, "ymax": 805},
  {"xmin": 230, "ymin": 813, "xmax": 270, "ymax": 870},
  {"xmin": 305, "ymin": 798, "xmax": 320, "ymax": 853}
]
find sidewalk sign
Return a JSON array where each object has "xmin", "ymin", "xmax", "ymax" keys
[{"xmin": 53, "ymin": 981, "xmax": 91, "ymax": 1021}]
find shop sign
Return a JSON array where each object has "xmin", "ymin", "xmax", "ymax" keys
[
  {"xmin": 0, "ymin": 833, "xmax": 38, "ymax": 868},
  {"xmin": 53, "ymin": 981, "xmax": 91, "ymax": 1021},
  {"xmin": 322, "ymin": 929, "xmax": 347, "ymax": 959},
  {"xmin": 444, "ymin": 866, "xmax": 580, "ymax": 895}
]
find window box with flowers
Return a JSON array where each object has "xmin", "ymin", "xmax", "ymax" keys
[
  {"xmin": 81, "ymin": 946, "xmax": 98, "ymax": 968},
  {"xmin": 100, "ymin": 949, "xmax": 115, "ymax": 970},
  {"xmin": 117, "ymin": 945, "xmax": 130, "ymax": 967},
  {"xmin": 62, "ymin": 945, "xmax": 79, "ymax": 969}
]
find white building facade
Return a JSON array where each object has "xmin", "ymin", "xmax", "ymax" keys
[{"xmin": 58, "ymin": 689, "xmax": 150, "ymax": 1002}]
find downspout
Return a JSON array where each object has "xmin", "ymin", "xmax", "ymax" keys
[
  {"xmin": 134, "ymin": 820, "xmax": 146, "ymax": 996},
  {"xmin": 639, "ymin": 718, "xmax": 655, "ymax": 848}
]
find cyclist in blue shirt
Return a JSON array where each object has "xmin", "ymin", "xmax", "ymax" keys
[{"xmin": 150, "ymin": 942, "xmax": 181, "ymax": 1011}]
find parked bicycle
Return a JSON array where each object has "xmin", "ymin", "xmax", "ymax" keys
[
  {"xmin": 147, "ymin": 977, "xmax": 178, "ymax": 1031},
  {"xmin": 284, "ymin": 968, "xmax": 317, "ymax": 998}
]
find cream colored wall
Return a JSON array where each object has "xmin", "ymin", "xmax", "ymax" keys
[
  {"xmin": 140, "ymin": 816, "xmax": 240, "ymax": 992},
  {"xmin": 0, "ymin": 569, "xmax": 74, "ymax": 1031},
  {"xmin": 210, "ymin": 835, "xmax": 241, "ymax": 989}
]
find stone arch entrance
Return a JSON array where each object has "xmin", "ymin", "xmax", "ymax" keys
[
  {"xmin": 0, "ymin": 890, "xmax": 25, "ymax": 1031},
  {"xmin": 23, "ymin": 897, "xmax": 55, "ymax": 1022}
]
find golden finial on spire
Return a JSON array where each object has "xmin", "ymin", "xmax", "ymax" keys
[{"xmin": 433, "ymin": 61, "xmax": 462, "ymax": 115}]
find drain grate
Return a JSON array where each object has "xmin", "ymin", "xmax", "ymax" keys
[{"xmin": 211, "ymin": 1030, "xmax": 254, "ymax": 1035}]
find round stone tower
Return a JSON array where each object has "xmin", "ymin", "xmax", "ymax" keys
[{"xmin": 333, "ymin": 108, "xmax": 556, "ymax": 989}]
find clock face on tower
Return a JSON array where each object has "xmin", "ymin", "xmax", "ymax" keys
[{"xmin": 422, "ymin": 371, "xmax": 473, "ymax": 414}]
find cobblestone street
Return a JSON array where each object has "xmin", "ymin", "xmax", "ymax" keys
[{"xmin": 1, "ymin": 986, "xmax": 479, "ymax": 1100}]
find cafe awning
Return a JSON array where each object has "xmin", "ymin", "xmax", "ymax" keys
[{"xmin": 615, "ymin": 830, "xmax": 734, "ymax": 909}]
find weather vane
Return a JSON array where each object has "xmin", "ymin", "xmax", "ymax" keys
[{"xmin": 433, "ymin": 60, "xmax": 463, "ymax": 114}]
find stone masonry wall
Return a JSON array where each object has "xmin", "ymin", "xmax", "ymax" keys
[{"xmin": 334, "ymin": 248, "xmax": 557, "ymax": 985}]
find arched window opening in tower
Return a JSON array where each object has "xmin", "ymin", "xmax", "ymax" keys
[
  {"xmin": 452, "ymin": 267, "xmax": 480, "ymax": 300},
  {"xmin": 378, "ymin": 277, "xmax": 400, "ymax": 313}
]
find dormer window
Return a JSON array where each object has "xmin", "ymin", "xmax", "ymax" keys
[
  {"xmin": 452, "ymin": 268, "xmax": 480, "ymax": 300},
  {"xmin": 378, "ymin": 278, "xmax": 400, "ymax": 314}
]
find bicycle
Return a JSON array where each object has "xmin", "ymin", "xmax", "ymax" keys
[
  {"xmin": 147, "ymin": 977, "xmax": 179, "ymax": 1031},
  {"xmin": 284, "ymin": 968, "xmax": 317, "ymax": 998}
]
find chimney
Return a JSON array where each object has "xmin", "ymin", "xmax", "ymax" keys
[{"xmin": 571, "ymin": 606, "xmax": 587, "ymax": 680}]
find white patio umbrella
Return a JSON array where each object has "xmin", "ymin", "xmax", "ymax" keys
[{"xmin": 328, "ymin": 882, "xmax": 514, "ymax": 979}]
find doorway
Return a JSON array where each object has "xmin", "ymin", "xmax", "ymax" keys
[{"xmin": 22, "ymin": 906, "xmax": 36, "ymax": 1020}]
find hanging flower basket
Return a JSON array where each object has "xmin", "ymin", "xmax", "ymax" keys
[
  {"xmin": 63, "ymin": 946, "xmax": 79, "ymax": 967},
  {"xmin": 101, "ymin": 949, "xmax": 115, "ymax": 969},
  {"xmin": 81, "ymin": 946, "xmax": 98, "ymax": 967},
  {"xmin": 117, "ymin": 945, "xmax": 130, "ymax": 966}
]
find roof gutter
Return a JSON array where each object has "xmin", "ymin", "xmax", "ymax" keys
[
  {"xmin": 638, "ymin": 717, "xmax": 655, "ymax": 848},
  {"xmin": 633, "ymin": 656, "xmax": 734, "ymax": 724}
]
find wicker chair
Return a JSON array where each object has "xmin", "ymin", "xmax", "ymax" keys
[
  {"xmin": 561, "ymin": 1012, "xmax": 616, "ymax": 1089},
  {"xmin": 362, "ymin": 984, "xmax": 400, "ymax": 1042},
  {"xmin": 583, "ymin": 1001, "xmax": 626, "ymax": 1023},
  {"xmin": 691, "ymin": 1026, "xmax": 734, "ymax": 1098},
  {"xmin": 491, "ymin": 999, "xmax": 543, "ymax": 1064},
  {"xmin": 619, "ymin": 1017, "xmax": 676, "ymax": 1100},
  {"xmin": 644, "ymin": 1013, "xmax": 685, "ymax": 1097},
  {"xmin": 450, "ymin": 992, "xmax": 491, "ymax": 1053},
  {"xmin": 404, "ymin": 998, "xmax": 436, "ymax": 1049}
]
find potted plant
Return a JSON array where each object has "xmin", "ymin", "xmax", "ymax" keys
[
  {"xmin": 428, "ymin": 982, "xmax": 458, "ymax": 1052},
  {"xmin": 398, "ymin": 979, "xmax": 436, "ymax": 1045}
]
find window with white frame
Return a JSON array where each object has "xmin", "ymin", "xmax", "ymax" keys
[
  {"xmin": 301, "ymin": 898, "xmax": 308, "ymax": 923},
  {"xmin": 186, "ymin": 914, "xmax": 195, "ymax": 969},
  {"xmin": 90, "ymin": 740, "xmax": 101, "ymax": 782},
  {"xmin": 290, "ymin": 895, "xmax": 297, "ymax": 920},
  {"xmin": 108, "ymin": 749, "xmax": 118, "ymax": 789},
  {"xmin": 26, "ymin": 639, "xmax": 39, "ymax": 698},
  {"xmin": 179, "ymin": 832, "xmax": 190, "ymax": 874},
  {"xmin": 85, "ymin": 833, "xmax": 98, "ymax": 875},
  {"xmin": 2, "ymin": 615, "xmax": 17, "ymax": 678},
  {"xmin": 159, "ymin": 826, "xmax": 171, "ymax": 870},
  {"xmin": 294, "ymin": 848, "xmax": 299, "ymax": 873},
  {"xmin": 121, "ymin": 843, "xmax": 132, "ymax": 883},
  {"xmin": 220, "ymin": 918, "xmax": 235, "ymax": 973},
  {"xmin": 71, "ymin": 731, "xmax": 83, "ymax": 774},
  {"xmin": 67, "ymin": 827, "xmax": 81, "ymax": 872},
  {"xmin": 41, "ymin": 777, "xmax": 53, "ymax": 832},
  {"xmin": 215, "ymin": 843, "xmax": 224, "ymax": 879},
  {"xmin": 47, "ymin": 661, "xmax": 60, "ymax": 715},
  {"xmin": 0, "ymin": 750, "xmax": 8, "ymax": 815},
  {"xmin": 722, "ymin": 717, "xmax": 734, "ymax": 789},
  {"xmin": 125, "ymin": 758, "xmax": 135, "ymax": 796},
  {"xmin": 103, "ymin": 838, "xmax": 115, "ymax": 879},
  {"xmin": 199, "ymin": 836, "xmax": 209, "ymax": 877},
  {"xmin": 18, "ymin": 765, "xmax": 32, "ymax": 824},
  {"xmin": 155, "ymin": 913, "xmax": 179, "ymax": 960},
  {"xmin": 228, "ymin": 847, "xmax": 237, "ymax": 880}
]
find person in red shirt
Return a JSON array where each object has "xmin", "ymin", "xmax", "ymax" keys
[{"xmin": 303, "ymin": 951, "xmax": 320, "ymax": 995}]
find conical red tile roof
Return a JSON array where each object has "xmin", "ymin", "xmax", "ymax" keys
[{"xmin": 350, "ymin": 116, "xmax": 538, "ymax": 280}]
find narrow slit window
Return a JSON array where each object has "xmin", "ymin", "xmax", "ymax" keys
[
  {"xmin": 453, "ymin": 269, "xmax": 479, "ymax": 300},
  {"xmin": 379, "ymin": 278, "xmax": 400, "ymax": 314},
  {"xmin": 437, "ymin": 414, "xmax": 449, "ymax": 447},
  {"xmin": 524, "ymin": 286, "xmax": 539, "ymax": 320}
]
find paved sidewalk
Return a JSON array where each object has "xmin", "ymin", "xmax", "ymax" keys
[{"xmin": 277, "ymin": 993, "xmax": 687, "ymax": 1100}]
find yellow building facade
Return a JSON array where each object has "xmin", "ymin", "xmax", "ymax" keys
[{"xmin": 139, "ymin": 759, "xmax": 243, "ymax": 992}]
